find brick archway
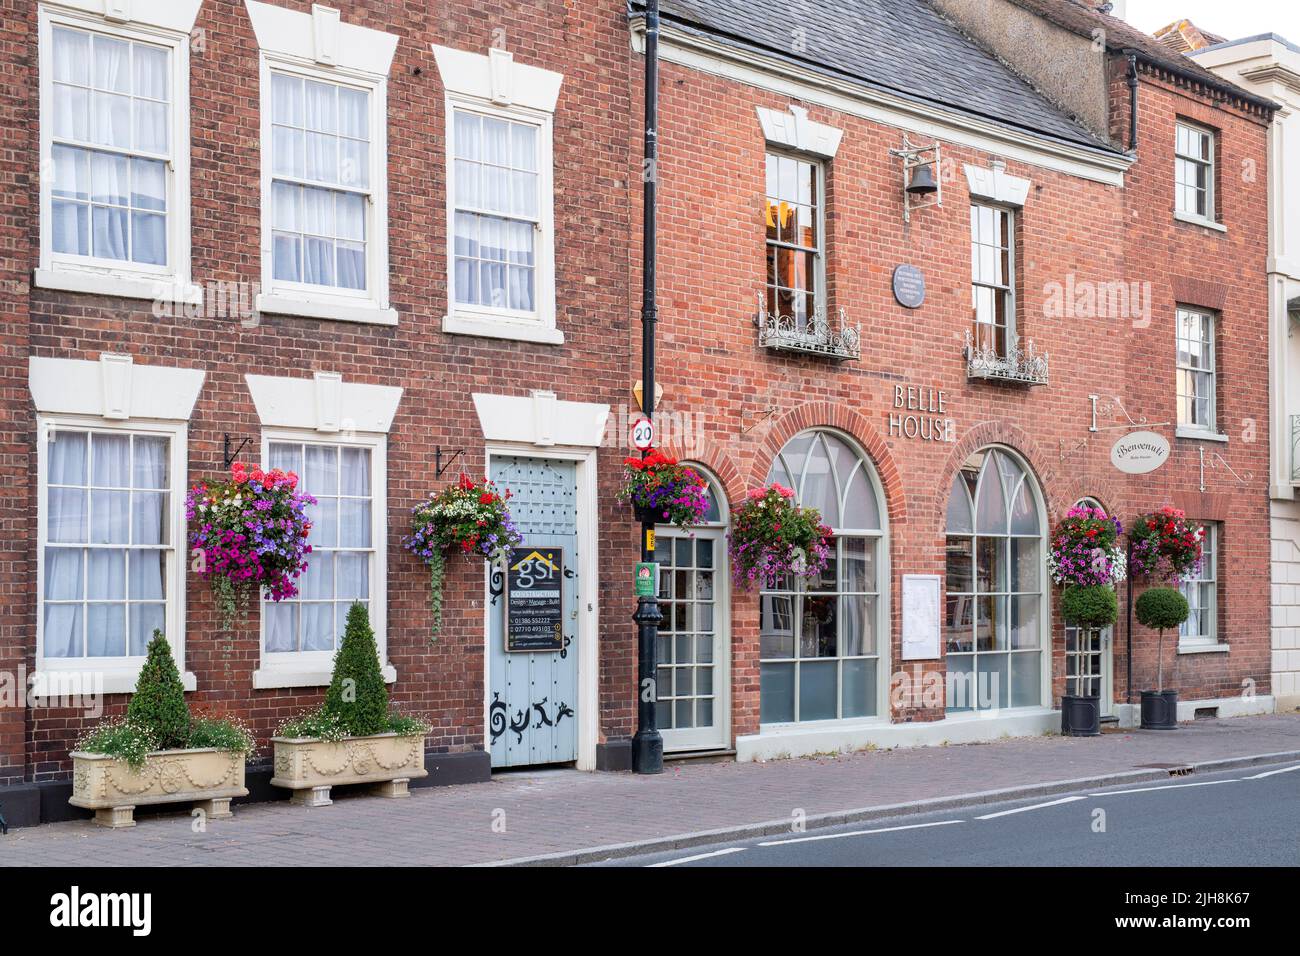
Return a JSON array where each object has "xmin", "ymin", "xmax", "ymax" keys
[
  {"xmin": 657, "ymin": 438, "xmax": 746, "ymax": 511},
  {"xmin": 933, "ymin": 419, "xmax": 1059, "ymax": 533},
  {"xmin": 747, "ymin": 400, "xmax": 908, "ymax": 527}
]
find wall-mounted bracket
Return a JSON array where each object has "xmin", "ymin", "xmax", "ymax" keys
[
  {"xmin": 223, "ymin": 434, "xmax": 251, "ymax": 469},
  {"xmin": 435, "ymin": 446, "xmax": 465, "ymax": 479}
]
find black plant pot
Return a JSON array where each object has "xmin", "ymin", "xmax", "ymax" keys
[
  {"xmin": 1140, "ymin": 690, "xmax": 1179, "ymax": 730},
  {"xmin": 1061, "ymin": 694, "xmax": 1101, "ymax": 737},
  {"xmin": 632, "ymin": 503, "xmax": 656, "ymax": 525}
]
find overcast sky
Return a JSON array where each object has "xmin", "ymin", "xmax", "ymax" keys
[{"xmin": 1123, "ymin": 0, "xmax": 1300, "ymax": 44}]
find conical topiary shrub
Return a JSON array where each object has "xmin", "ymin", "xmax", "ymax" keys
[
  {"xmin": 126, "ymin": 630, "xmax": 190, "ymax": 749},
  {"xmin": 1136, "ymin": 586, "xmax": 1189, "ymax": 693},
  {"xmin": 323, "ymin": 602, "xmax": 389, "ymax": 737}
]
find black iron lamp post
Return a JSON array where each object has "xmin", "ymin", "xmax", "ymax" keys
[{"xmin": 631, "ymin": 0, "xmax": 664, "ymax": 775}]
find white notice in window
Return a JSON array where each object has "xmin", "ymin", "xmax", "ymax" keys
[{"xmin": 902, "ymin": 574, "xmax": 941, "ymax": 661}]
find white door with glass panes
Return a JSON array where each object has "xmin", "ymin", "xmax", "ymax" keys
[
  {"xmin": 655, "ymin": 473, "xmax": 728, "ymax": 752},
  {"xmin": 759, "ymin": 430, "xmax": 887, "ymax": 725},
  {"xmin": 1064, "ymin": 497, "xmax": 1114, "ymax": 715}
]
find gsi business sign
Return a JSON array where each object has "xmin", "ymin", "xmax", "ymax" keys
[{"xmin": 1110, "ymin": 430, "xmax": 1170, "ymax": 475}]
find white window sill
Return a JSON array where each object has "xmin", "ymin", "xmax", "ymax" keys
[
  {"xmin": 252, "ymin": 663, "xmax": 397, "ymax": 690},
  {"xmin": 34, "ymin": 268, "xmax": 202, "ymax": 306},
  {"xmin": 29, "ymin": 667, "xmax": 198, "ymax": 699},
  {"xmin": 256, "ymin": 293, "xmax": 399, "ymax": 326},
  {"xmin": 1178, "ymin": 642, "xmax": 1229, "ymax": 655},
  {"xmin": 443, "ymin": 312, "xmax": 564, "ymax": 345},
  {"xmin": 1173, "ymin": 212, "xmax": 1227, "ymax": 233},
  {"xmin": 1175, "ymin": 427, "xmax": 1228, "ymax": 443}
]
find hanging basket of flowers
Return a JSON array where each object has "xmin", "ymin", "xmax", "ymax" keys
[
  {"xmin": 405, "ymin": 474, "xmax": 523, "ymax": 638},
  {"xmin": 617, "ymin": 451, "xmax": 710, "ymax": 530},
  {"xmin": 186, "ymin": 462, "xmax": 316, "ymax": 631},
  {"xmin": 728, "ymin": 484, "xmax": 832, "ymax": 589},
  {"xmin": 1129, "ymin": 505, "xmax": 1203, "ymax": 583},
  {"xmin": 1047, "ymin": 503, "xmax": 1127, "ymax": 626}
]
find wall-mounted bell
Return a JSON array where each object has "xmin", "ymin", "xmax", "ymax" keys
[{"xmin": 906, "ymin": 163, "xmax": 939, "ymax": 195}]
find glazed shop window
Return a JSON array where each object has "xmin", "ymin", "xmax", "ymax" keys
[
  {"xmin": 269, "ymin": 72, "xmax": 373, "ymax": 291},
  {"xmin": 1175, "ymin": 121, "xmax": 1215, "ymax": 222},
  {"xmin": 263, "ymin": 439, "xmax": 377, "ymax": 655},
  {"xmin": 970, "ymin": 204, "xmax": 1015, "ymax": 358},
  {"xmin": 944, "ymin": 448, "xmax": 1045, "ymax": 712},
  {"xmin": 1179, "ymin": 522, "xmax": 1219, "ymax": 647},
  {"xmin": 764, "ymin": 151, "xmax": 823, "ymax": 328},
  {"xmin": 760, "ymin": 430, "xmax": 885, "ymax": 724},
  {"xmin": 1176, "ymin": 306, "xmax": 1217, "ymax": 433},
  {"xmin": 40, "ymin": 426, "xmax": 176, "ymax": 662},
  {"xmin": 45, "ymin": 21, "xmax": 174, "ymax": 268}
]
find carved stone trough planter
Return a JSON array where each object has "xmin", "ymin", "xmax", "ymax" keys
[
  {"xmin": 69, "ymin": 748, "xmax": 249, "ymax": 829},
  {"xmin": 271, "ymin": 732, "xmax": 427, "ymax": 807}
]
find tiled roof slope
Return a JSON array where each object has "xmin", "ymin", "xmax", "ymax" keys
[
  {"xmin": 630, "ymin": 0, "xmax": 1118, "ymax": 152},
  {"xmin": 1007, "ymin": 0, "xmax": 1271, "ymax": 110}
]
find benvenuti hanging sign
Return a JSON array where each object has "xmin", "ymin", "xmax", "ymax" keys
[
  {"xmin": 1110, "ymin": 430, "xmax": 1170, "ymax": 475},
  {"xmin": 888, "ymin": 385, "xmax": 956, "ymax": 442},
  {"xmin": 506, "ymin": 547, "xmax": 565, "ymax": 652}
]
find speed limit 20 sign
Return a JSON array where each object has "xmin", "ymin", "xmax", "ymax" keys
[{"xmin": 630, "ymin": 417, "xmax": 655, "ymax": 451}]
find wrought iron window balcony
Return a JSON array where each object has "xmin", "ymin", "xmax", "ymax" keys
[
  {"xmin": 1291, "ymin": 415, "xmax": 1300, "ymax": 484},
  {"xmin": 964, "ymin": 330, "xmax": 1049, "ymax": 386},
  {"xmin": 756, "ymin": 295, "xmax": 860, "ymax": 361}
]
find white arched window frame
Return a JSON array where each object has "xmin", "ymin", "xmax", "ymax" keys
[
  {"xmin": 653, "ymin": 466, "xmax": 730, "ymax": 751},
  {"xmin": 943, "ymin": 446, "xmax": 1049, "ymax": 713},
  {"xmin": 759, "ymin": 430, "xmax": 889, "ymax": 725}
]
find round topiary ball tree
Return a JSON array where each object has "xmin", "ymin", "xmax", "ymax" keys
[
  {"xmin": 1060, "ymin": 584, "xmax": 1118, "ymax": 630},
  {"xmin": 1135, "ymin": 586, "xmax": 1189, "ymax": 693}
]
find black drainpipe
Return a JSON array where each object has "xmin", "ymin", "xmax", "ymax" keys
[{"xmin": 1125, "ymin": 51, "xmax": 1139, "ymax": 152}]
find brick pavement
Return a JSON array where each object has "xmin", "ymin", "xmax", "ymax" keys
[{"xmin": 2, "ymin": 714, "xmax": 1297, "ymax": 866}]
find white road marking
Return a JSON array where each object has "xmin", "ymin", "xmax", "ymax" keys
[
  {"xmin": 975, "ymin": 795, "xmax": 1087, "ymax": 820},
  {"xmin": 1090, "ymin": 778, "xmax": 1239, "ymax": 796},
  {"xmin": 647, "ymin": 846, "xmax": 745, "ymax": 867},
  {"xmin": 1243, "ymin": 763, "xmax": 1300, "ymax": 780},
  {"xmin": 757, "ymin": 818, "xmax": 963, "ymax": 847}
]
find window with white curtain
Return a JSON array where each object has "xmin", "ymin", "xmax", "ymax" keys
[
  {"xmin": 1180, "ymin": 522, "xmax": 1219, "ymax": 646},
  {"xmin": 39, "ymin": 8, "xmax": 192, "ymax": 289},
  {"xmin": 451, "ymin": 107, "xmax": 542, "ymax": 315},
  {"xmin": 262, "ymin": 437, "xmax": 380, "ymax": 658},
  {"xmin": 269, "ymin": 71, "xmax": 371, "ymax": 292},
  {"xmin": 39, "ymin": 423, "xmax": 177, "ymax": 664}
]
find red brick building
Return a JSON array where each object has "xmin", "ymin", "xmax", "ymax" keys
[
  {"xmin": 0, "ymin": 0, "xmax": 1280, "ymax": 825},
  {"xmin": 629, "ymin": 0, "xmax": 1277, "ymax": 760},
  {"xmin": 0, "ymin": 0, "xmax": 642, "ymax": 825}
]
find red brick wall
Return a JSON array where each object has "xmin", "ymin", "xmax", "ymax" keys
[
  {"xmin": 4, "ymin": 0, "xmax": 638, "ymax": 780},
  {"xmin": 645, "ymin": 50, "xmax": 1272, "ymax": 736},
  {"xmin": 0, "ymin": 0, "xmax": 34, "ymax": 785}
]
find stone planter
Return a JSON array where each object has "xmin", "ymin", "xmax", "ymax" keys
[
  {"xmin": 271, "ymin": 732, "xmax": 428, "ymax": 807},
  {"xmin": 69, "ymin": 748, "xmax": 248, "ymax": 829}
]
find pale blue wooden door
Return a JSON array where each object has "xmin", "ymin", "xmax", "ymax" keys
[{"xmin": 487, "ymin": 457, "xmax": 579, "ymax": 768}]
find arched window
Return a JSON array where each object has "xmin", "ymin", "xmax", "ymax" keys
[
  {"xmin": 654, "ymin": 470, "xmax": 728, "ymax": 751},
  {"xmin": 760, "ymin": 430, "xmax": 886, "ymax": 724},
  {"xmin": 944, "ymin": 448, "xmax": 1045, "ymax": 712}
]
